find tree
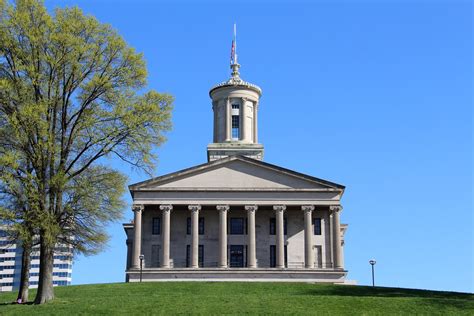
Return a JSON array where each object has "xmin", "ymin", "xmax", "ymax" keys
[
  {"xmin": 0, "ymin": 0, "xmax": 173, "ymax": 304},
  {"xmin": 0, "ymin": 150, "xmax": 39, "ymax": 303}
]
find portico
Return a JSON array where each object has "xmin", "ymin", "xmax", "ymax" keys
[{"xmin": 123, "ymin": 156, "xmax": 348, "ymax": 283}]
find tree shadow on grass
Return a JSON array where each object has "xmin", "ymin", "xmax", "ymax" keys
[
  {"xmin": 301, "ymin": 285, "xmax": 473, "ymax": 300},
  {"xmin": 300, "ymin": 285, "xmax": 474, "ymax": 311}
]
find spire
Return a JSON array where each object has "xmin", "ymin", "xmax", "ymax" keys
[{"xmin": 230, "ymin": 23, "xmax": 240, "ymax": 80}]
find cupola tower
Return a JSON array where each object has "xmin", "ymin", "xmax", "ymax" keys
[{"xmin": 207, "ymin": 26, "xmax": 264, "ymax": 161}]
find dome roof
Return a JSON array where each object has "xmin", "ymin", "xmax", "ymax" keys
[{"xmin": 209, "ymin": 63, "xmax": 262, "ymax": 96}]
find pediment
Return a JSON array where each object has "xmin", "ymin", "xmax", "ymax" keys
[{"xmin": 130, "ymin": 156, "xmax": 344, "ymax": 192}]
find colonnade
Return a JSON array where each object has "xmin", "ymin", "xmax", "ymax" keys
[
  {"xmin": 130, "ymin": 204, "xmax": 343, "ymax": 270},
  {"xmin": 212, "ymin": 97, "xmax": 259, "ymax": 143}
]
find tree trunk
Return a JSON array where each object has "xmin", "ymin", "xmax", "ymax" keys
[
  {"xmin": 16, "ymin": 240, "xmax": 32, "ymax": 303},
  {"xmin": 34, "ymin": 236, "xmax": 55, "ymax": 304}
]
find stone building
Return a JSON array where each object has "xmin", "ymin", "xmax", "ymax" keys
[{"xmin": 124, "ymin": 51, "xmax": 349, "ymax": 283}]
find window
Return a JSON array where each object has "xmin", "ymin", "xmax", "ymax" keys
[
  {"xmin": 270, "ymin": 245, "xmax": 288, "ymax": 268},
  {"xmin": 231, "ymin": 103, "xmax": 240, "ymax": 109},
  {"xmin": 199, "ymin": 245, "xmax": 204, "ymax": 267},
  {"xmin": 231, "ymin": 115, "xmax": 240, "ymax": 139},
  {"xmin": 270, "ymin": 245, "xmax": 276, "ymax": 267},
  {"xmin": 199, "ymin": 218, "xmax": 205, "ymax": 235},
  {"xmin": 53, "ymin": 264, "xmax": 71, "ymax": 269},
  {"xmin": 152, "ymin": 217, "xmax": 161, "ymax": 235},
  {"xmin": 269, "ymin": 218, "xmax": 288, "ymax": 235},
  {"xmin": 230, "ymin": 218, "xmax": 244, "ymax": 235},
  {"xmin": 186, "ymin": 245, "xmax": 204, "ymax": 267},
  {"xmin": 313, "ymin": 218, "xmax": 322, "ymax": 235},
  {"xmin": 187, "ymin": 217, "xmax": 205, "ymax": 235}
]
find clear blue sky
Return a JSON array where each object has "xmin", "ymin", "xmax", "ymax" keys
[{"xmin": 45, "ymin": 0, "xmax": 472, "ymax": 293}]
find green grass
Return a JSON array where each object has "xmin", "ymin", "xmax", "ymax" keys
[{"xmin": 0, "ymin": 282, "xmax": 472, "ymax": 315}]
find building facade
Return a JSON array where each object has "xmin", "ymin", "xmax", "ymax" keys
[
  {"xmin": 124, "ymin": 56, "xmax": 349, "ymax": 283},
  {"xmin": 0, "ymin": 230, "xmax": 73, "ymax": 292}
]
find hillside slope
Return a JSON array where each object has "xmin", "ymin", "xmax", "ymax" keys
[{"xmin": 0, "ymin": 282, "xmax": 472, "ymax": 315}]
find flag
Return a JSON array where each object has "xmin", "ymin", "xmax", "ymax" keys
[
  {"xmin": 230, "ymin": 23, "xmax": 237, "ymax": 65},
  {"xmin": 230, "ymin": 39, "xmax": 235, "ymax": 65}
]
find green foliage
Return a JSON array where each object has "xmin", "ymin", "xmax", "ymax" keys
[
  {"xmin": 0, "ymin": 283, "xmax": 473, "ymax": 315},
  {"xmin": 0, "ymin": 0, "xmax": 173, "ymax": 302},
  {"xmin": 0, "ymin": 0, "xmax": 172, "ymax": 246}
]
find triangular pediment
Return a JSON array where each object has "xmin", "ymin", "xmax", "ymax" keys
[{"xmin": 130, "ymin": 156, "xmax": 344, "ymax": 192}]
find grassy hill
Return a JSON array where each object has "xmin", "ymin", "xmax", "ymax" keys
[{"xmin": 0, "ymin": 282, "xmax": 472, "ymax": 315}]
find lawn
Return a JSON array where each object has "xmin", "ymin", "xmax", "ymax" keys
[{"xmin": 0, "ymin": 282, "xmax": 472, "ymax": 315}]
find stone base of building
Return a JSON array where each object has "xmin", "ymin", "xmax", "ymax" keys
[
  {"xmin": 207, "ymin": 143, "xmax": 264, "ymax": 161},
  {"xmin": 126, "ymin": 268, "xmax": 348, "ymax": 283}
]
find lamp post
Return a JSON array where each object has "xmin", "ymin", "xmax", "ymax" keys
[
  {"xmin": 369, "ymin": 259, "xmax": 376, "ymax": 287},
  {"xmin": 139, "ymin": 254, "xmax": 144, "ymax": 283}
]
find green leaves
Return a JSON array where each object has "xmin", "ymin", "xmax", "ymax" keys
[{"xmin": 0, "ymin": 0, "xmax": 173, "ymax": 255}]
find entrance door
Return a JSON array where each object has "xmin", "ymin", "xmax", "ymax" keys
[{"xmin": 230, "ymin": 245, "xmax": 244, "ymax": 267}]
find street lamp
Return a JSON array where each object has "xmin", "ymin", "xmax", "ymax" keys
[
  {"xmin": 139, "ymin": 254, "xmax": 144, "ymax": 283},
  {"xmin": 369, "ymin": 259, "xmax": 376, "ymax": 287}
]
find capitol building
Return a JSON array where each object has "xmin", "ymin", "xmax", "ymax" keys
[{"xmin": 123, "ymin": 42, "xmax": 349, "ymax": 283}]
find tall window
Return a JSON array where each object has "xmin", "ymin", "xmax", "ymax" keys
[
  {"xmin": 186, "ymin": 245, "xmax": 204, "ymax": 267},
  {"xmin": 230, "ymin": 218, "xmax": 244, "ymax": 235},
  {"xmin": 187, "ymin": 217, "xmax": 205, "ymax": 235},
  {"xmin": 313, "ymin": 218, "xmax": 322, "ymax": 235},
  {"xmin": 232, "ymin": 115, "xmax": 240, "ymax": 139},
  {"xmin": 269, "ymin": 218, "xmax": 287, "ymax": 235},
  {"xmin": 152, "ymin": 217, "xmax": 161, "ymax": 235}
]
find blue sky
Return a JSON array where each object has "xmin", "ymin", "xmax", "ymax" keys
[{"xmin": 44, "ymin": 0, "xmax": 472, "ymax": 292}]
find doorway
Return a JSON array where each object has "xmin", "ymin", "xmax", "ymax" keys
[{"xmin": 230, "ymin": 245, "xmax": 244, "ymax": 267}]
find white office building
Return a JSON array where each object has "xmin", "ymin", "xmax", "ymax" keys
[{"xmin": 0, "ymin": 229, "xmax": 73, "ymax": 292}]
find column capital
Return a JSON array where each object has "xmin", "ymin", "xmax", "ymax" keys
[
  {"xmin": 159, "ymin": 204, "xmax": 173, "ymax": 212},
  {"xmin": 273, "ymin": 205, "xmax": 286, "ymax": 213},
  {"xmin": 330, "ymin": 205, "xmax": 343, "ymax": 213},
  {"xmin": 216, "ymin": 205, "xmax": 230, "ymax": 212},
  {"xmin": 132, "ymin": 204, "xmax": 144, "ymax": 213},
  {"xmin": 244, "ymin": 205, "xmax": 258, "ymax": 212},
  {"xmin": 301, "ymin": 205, "xmax": 315, "ymax": 212},
  {"xmin": 188, "ymin": 205, "xmax": 201, "ymax": 212}
]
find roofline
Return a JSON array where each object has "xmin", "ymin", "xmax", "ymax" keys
[
  {"xmin": 209, "ymin": 82, "xmax": 262, "ymax": 96},
  {"xmin": 128, "ymin": 155, "xmax": 345, "ymax": 193}
]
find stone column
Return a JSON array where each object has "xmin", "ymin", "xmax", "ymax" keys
[
  {"xmin": 240, "ymin": 97, "xmax": 247, "ymax": 141},
  {"xmin": 159, "ymin": 204, "xmax": 172, "ymax": 268},
  {"xmin": 273, "ymin": 205, "xmax": 286, "ymax": 268},
  {"xmin": 245, "ymin": 205, "xmax": 258, "ymax": 268},
  {"xmin": 330, "ymin": 205, "xmax": 343, "ymax": 269},
  {"xmin": 131, "ymin": 204, "xmax": 144, "ymax": 269},
  {"xmin": 188, "ymin": 205, "xmax": 201, "ymax": 268},
  {"xmin": 217, "ymin": 205, "xmax": 230, "ymax": 268},
  {"xmin": 212, "ymin": 101, "xmax": 217, "ymax": 143},
  {"xmin": 302, "ymin": 205, "xmax": 315, "ymax": 268},
  {"xmin": 253, "ymin": 102, "xmax": 258, "ymax": 143},
  {"xmin": 225, "ymin": 98, "xmax": 231, "ymax": 141}
]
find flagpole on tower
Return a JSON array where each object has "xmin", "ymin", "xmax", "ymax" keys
[
  {"xmin": 234, "ymin": 23, "xmax": 237, "ymax": 64},
  {"xmin": 230, "ymin": 23, "xmax": 240, "ymax": 80}
]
